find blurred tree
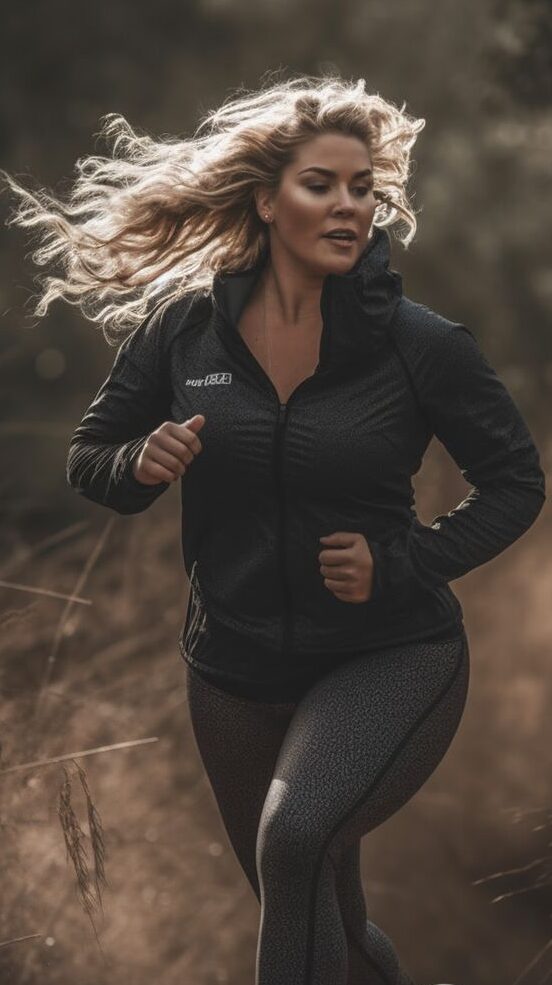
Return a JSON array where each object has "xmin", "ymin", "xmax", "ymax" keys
[{"xmin": 486, "ymin": 0, "xmax": 552, "ymax": 109}]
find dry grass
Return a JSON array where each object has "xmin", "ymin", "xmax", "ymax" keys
[{"xmin": 0, "ymin": 447, "xmax": 550, "ymax": 984}]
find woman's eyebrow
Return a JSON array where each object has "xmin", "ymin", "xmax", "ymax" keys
[{"xmin": 298, "ymin": 166, "xmax": 373, "ymax": 177}]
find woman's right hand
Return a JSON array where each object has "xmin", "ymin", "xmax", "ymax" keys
[{"xmin": 132, "ymin": 414, "xmax": 206, "ymax": 485}]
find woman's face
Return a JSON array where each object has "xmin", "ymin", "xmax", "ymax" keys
[{"xmin": 259, "ymin": 131, "xmax": 378, "ymax": 276}]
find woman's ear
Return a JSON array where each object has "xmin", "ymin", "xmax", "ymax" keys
[{"xmin": 254, "ymin": 186, "xmax": 273, "ymax": 222}]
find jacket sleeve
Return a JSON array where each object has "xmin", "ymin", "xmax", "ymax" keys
[
  {"xmin": 66, "ymin": 303, "xmax": 175, "ymax": 515},
  {"xmin": 367, "ymin": 321, "xmax": 546, "ymax": 605}
]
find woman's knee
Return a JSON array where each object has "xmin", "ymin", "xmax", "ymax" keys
[{"xmin": 256, "ymin": 786, "xmax": 324, "ymax": 882}]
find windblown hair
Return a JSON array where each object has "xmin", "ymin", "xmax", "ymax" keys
[{"xmin": 1, "ymin": 72, "xmax": 425, "ymax": 343}]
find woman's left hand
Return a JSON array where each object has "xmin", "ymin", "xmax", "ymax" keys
[{"xmin": 318, "ymin": 532, "xmax": 375, "ymax": 603}]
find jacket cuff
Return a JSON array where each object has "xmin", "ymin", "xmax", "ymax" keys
[
  {"xmin": 364, "ymin": 522, "xmax": 438, "ymax": 608},
  {"xmin": 112, "ymin": 437, "xmax": 171, "ymax": 504}
]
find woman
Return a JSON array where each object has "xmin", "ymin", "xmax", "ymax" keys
[{"xmin": 3, "ymin": 75, "xmax": 545, "ymax": 984}]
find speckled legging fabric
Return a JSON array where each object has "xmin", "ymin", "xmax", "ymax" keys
[{"xmin": 186, "ymin": 628, "xmax": 470, "ymax": 985}]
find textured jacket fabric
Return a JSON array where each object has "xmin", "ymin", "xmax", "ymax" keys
[{"xmin": 66, "ymin": 226, "xmax": 546, "ymax": 686}]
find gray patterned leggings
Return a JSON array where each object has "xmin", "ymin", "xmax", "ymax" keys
[{"xmin": 186, "ymin": 629, "xmax": 470, "ymax": 985}]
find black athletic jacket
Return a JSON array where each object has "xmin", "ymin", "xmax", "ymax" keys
[{"xmin": 66, "ymin": 226, "xmax": 546, "ymax": 681}]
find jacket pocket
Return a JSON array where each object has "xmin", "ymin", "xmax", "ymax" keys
[{"xmin": 179, "ymin": 560, "xmax": 208, "ymax": 661}]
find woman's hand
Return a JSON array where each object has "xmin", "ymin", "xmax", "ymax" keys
[
  {"xmin": 318, "ymin": 531, "xmax": 375, "ymax": 602},
  {"xmin": 132, "ymin": 414, "xmax": 205, "ymax": 485}
]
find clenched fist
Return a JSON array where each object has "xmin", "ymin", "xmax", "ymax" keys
[{"xmin": 132, "ymin": 414, "xmax": 205, "ymax": 485}]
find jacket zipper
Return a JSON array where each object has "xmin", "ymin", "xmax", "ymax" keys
[
  {"xmin": 214, "ymin": 306, "xmax": 328, "ymax": 656},
  {"xmin": 273, "ymin": 375, "xmax": 326, "ymax": 657},
  {"xmin": 274, "ymin": 400, "xmax": 292, "ymax": 655}
]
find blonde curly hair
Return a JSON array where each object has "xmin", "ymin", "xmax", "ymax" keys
[{"xmin": 1, "ymin": 72, "xmax": 425, "ymax": 343}]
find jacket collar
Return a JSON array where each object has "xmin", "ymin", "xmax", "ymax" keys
[{"xmin": 211, "ymin": 224, "xmax": 403, "ymax": 372}]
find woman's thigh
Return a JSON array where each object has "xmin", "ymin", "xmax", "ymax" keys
[
  {"xmin": 256, "ymin": 630, "xmax": 470, "ymax": 878},
  {"xmin": 186, "ymin": 662, "xmax": 297, "ymax": 895}
]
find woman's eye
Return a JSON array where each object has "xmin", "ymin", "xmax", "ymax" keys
[{"xmin": 307, "ymin": 185, "xmax": 372, "ymax": 196}]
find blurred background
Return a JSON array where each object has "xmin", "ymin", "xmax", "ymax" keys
[{"xmin": 0, "ymin": 1, "xmax": 551, "ymax": 983}]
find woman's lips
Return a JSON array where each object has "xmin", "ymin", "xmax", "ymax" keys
[{"xmin": 323, "ymin": 236, "xmax": 356, "ymax": 249}]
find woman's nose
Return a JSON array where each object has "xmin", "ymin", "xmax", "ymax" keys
[{"xmin": 332, "ymin": 192, "xmax": 356, "ymax": 212}]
